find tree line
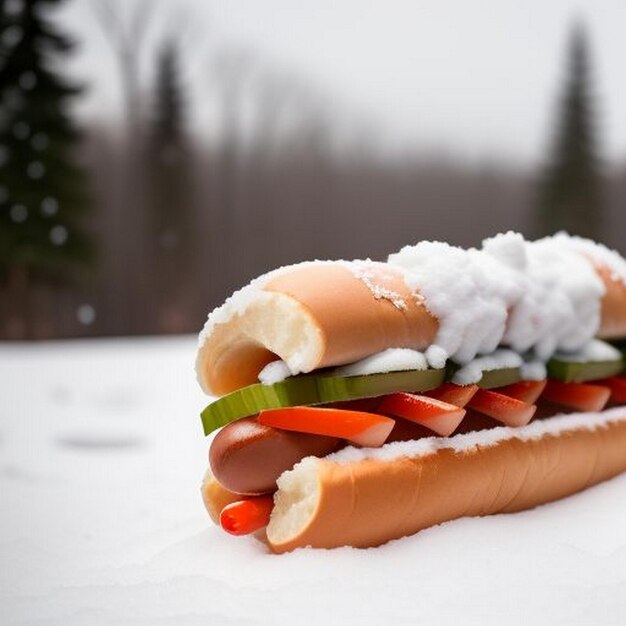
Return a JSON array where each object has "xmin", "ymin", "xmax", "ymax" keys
[{"xmin": 0, "ymin": 1, "xmax": 621, "ymax": 339}]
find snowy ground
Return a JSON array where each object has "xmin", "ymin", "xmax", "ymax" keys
[{"xmin": 1, "ymin": 337, "xmax": 625, "ymax": 626}]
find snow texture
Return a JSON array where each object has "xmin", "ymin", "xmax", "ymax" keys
[
  {"xmin": 554, "ymin": 338, "xmax": 623, "ymax": 362},
  {"xmin": 1, "ymin": 338, "xmax": 625, "ymax": 626},
  {"xmin": 332, "ymin": 348, "xmax": 428, "ymax": 376},
  {"xmin": 452, "ymin": 348, "xmax": 523, "ymax": 385},
  {"xmin": 258, "ymin": 359, "xmax": 292, "ymax": 385},
  {"xmin": 388, "ymin": 232, "xmax": 606, "ymax": 364}
]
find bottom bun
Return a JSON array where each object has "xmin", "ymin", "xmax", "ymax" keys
[
  {"xmin": 201, "ymin": 469, "xmax": 243, "ymax": 524},
  {"xmin": 266, "ymin": 408, "xmax": 626, "ymax": 552}
]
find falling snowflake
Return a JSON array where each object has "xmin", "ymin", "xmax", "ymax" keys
[
  {"xmin": 27, "ymin": 161, "xmax": 45, "ymax": 179},
  {"xmin": 50, "ymin": 225, "xmax": 68, "ymax": 246},
  {"xmin": 31, "ymin": 133, "xmax": 48, "ymax": 151},
  {"xmin": 41, "ymin": 197, "xmax": 58, "ymax": 216},
  {"xmin": 19, "ymin": 72, "xmax": 37, "ymax": 90},
  {"xmin": 5, "ymin": 0, "xmax": 25, "ymax": 16},
  {"xmin": 10, "ymin": 205, "xmax": 28, "ymax": 223},
  {"xmin": 76, "ymin": 304, "xmax": 96, "ymax": 326},
  {"xmin": 13, "ymin": 121, "xmax": 30, "ymax": 139},
  {"xmin": 1, "ymin": 26, "xmax": 23, "ymax": 49}
]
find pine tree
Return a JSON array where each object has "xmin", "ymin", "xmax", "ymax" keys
[
  {"xmin": 0, "ymin": 0, "xmax": 93, "ymax": 333},
  {"xmin": 146, "ymin": 38, "xmax": 195, "ymax": 332},
  {"xmin": 535, "ymin": 22, "xmax": 603, "ymax": 239}
]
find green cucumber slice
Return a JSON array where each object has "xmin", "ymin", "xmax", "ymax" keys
[
  {"xmin": 316, "ymin": 368, "xmax": 446, "ymax": 403},
  {"xmin": 445, "ymin": 359, "xmax": 522, "ymax": 389},
  {"xmin": 546, "ymin": 358, "xmax": 624, "ymax": 383},
  {"xmin": 201, "ymin": 367, "xmax": 446, "ymax": 436},
  {"xmin": 477, "ymin": 367, "xmax": 522, "ymax": 389},
  {"xmin": 201, "ymin": 375, "xmax": 319, "ymax": 435}
]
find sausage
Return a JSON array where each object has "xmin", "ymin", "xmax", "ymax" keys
[{"xmin": 209, "ymin": 417, "xmax": 342, "ymax": 495}]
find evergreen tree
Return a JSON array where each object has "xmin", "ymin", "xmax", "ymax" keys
[
  {"xmin": 535, "ymin": 22, "xmax": 603, "ymax": 239},
  {"xmin": 0, "ymin": 0, "xmax": 93, "ymax": 329},
  {"xmin": 146, "ymin": 38, "xmax": 195, "ymax": 332}
]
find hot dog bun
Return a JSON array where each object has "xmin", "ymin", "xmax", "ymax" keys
[
  {"xmin": 197, "ymin": 262, "xmax": 438, "ymax": 395},
  {"xmin": 200, "ymin": 469, "xmax": 242, "ymax": 524},
  {"xmin": 597, "ymin": 263, "xmax": 626, "ymax": 339},
  {"xmin": 261, "ymin": 408, "xmax": 626, "ymax": 552},
  {"xmin": 197, "ymin": 258, "xmax": 626, "ymax": 397}
]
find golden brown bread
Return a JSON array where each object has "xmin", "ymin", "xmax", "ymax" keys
[
  {"xmin": 200, "ymin": 469, "xmax": 242, "ymax": 524},
  {"xmin": 597, "ymin": 263, "xmax": 626, "ymax": 339},
  {"xmin": 197, "ymin": 262, "xmax": 438, "ymax": 395},
  {"xmin": 264, "ymin": 409, "xmax": 626, "ymax": 552},
  {"xmin": 197, "ymin": 259, "xmax": 626, "ymax": 397}
]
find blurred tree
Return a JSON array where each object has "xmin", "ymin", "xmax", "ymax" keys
[
  {"xmin": 92, "ymin": 0, "xmax": 155, "ymax": 143},
  {"xmin": 146, "ymin": 38, "xmax": 196, "ymax": 332},
  {"xmin": 535, "ymin": 22, "xmax": 603, "ymax": 239},
  {"xmin": 0, "ymin": 0, "xmax": 93, "ymax": 338}
]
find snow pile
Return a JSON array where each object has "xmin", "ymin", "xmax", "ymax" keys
[
  {"xmin": 258, "ymin": 359, "xmax": 292, "ymax": 385},
  {"xmin": 1, "ymin": 339, "xmax": 625, "ymax": 625},
  {"xmin": 558, "ymin": 232, "xmax": 626, "ymax": 284},
  {"xmin": 333, "ymin": 348, "xmax": 428, "ymax": 376},
  {"xmin": 388, "ymin": 232, "xmax": 606, "ymax": 365},
  {"xmin": 452, "ymin": 348, "xmax": 523, "ymax": 385},
  {"xmin": 554, "ymin": 338, "xmax": 623, "ymax": 363},
  {"xmin": 389, "ymin": 236, "xmax": 523, "ymax": 364}
]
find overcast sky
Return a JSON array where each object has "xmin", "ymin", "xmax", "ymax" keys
[{"xmin": 58, "ymin": 0, "xmax": 626, "ymax": 166}]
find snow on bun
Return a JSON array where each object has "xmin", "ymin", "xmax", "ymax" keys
[{"xmin": 195, "ymin": 233, "xmax": 626, "ymax": 396}]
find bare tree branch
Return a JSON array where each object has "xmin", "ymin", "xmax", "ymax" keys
[{"xmin": 91, "ymin": 0, "xmax": 161, "ymax": 141}]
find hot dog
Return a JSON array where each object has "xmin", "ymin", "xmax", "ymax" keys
[
  {"xmin": 209, "ymin": 417, "xmax": 341, "ymax": 495},
  {"xmin": 196, "ymin": 232, "xmax": 626, "ymax": 551}
]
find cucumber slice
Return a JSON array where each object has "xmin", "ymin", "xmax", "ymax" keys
[
  {"xmin": 201, "ymin": 376, "xmax": 319, "ymax": 435},
  {"xmin": 201, "ymin": 367, "xmax": 446, "ymax": 436},
  {"xmin": 316, "ymin": 368, "xmax": 446, "ymax": 403},
  {"xmin": 477, "ymin": 368, "xmax": 522, "ymax": 389},
  {"xmin": 445, "ymin": 359, "xmax": 522, "ymax": 390},
  {"xmin": 546, "ymin": 358, "xmax": 624, "ymax": 383}
]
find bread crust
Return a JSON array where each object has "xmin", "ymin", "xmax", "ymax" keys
[
  {"xmin": 197, "ymin": 262, "xmax": 438, "ymax": 395},
  {"xmin": 597, "ymin": 264, "xmax": 626, "ymax": 338},
  {"xmin": 266, "ymin": 411, "xmax": 626, "ymax": 552},
  {"xmin": 197, "ymin": 259, "xmax": 626, "ymax": 396},
  {"xmin": 200, "ymin": 469, "xmax": 243, "ymax": 524},
  {"xmin": 264, "ymin": 264, "xmax": 438, "ymax": 367}
]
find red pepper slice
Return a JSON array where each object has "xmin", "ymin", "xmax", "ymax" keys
[
  {"xmin": 424, "ymin": 383, "xmax": 479, "ymax": 408},
  {"xmin": 258, "ymin": 406, "xmax": 395, "ymax": 447},
  {"xmin": 468, "ymin": 388, "xmax": 536, "ymax": 427},
  {"xmin": 378, "ymin": 392, "xmax": 466, "ymax": 436},
  {"xmin": 542, "ymin": 380, "xmax": 611, "ymax": 412},
  {"xmin": 496, "ymin": 380, "xmax": 547, "ymax": 404},
  {"xmin": 593, "ymin": 377, "xmax": 626, "ymax": 404}
]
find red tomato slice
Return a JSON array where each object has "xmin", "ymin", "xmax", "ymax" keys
[
  {"xmin": 497, "ymin": 380, "xmax": 547, "ymax": 404},
  {"xmin": 220, "ymin": 497, "xmax": 273, "ymax": 536},
  {"xmin": 378, "ymin": 393, "xmax": 466, "ymax": 436},
  {"xmin": 593, "ymin": 377, "xmax": 626, "ymax": 404},
  {"xmin": 467, "ymin": 388, "xmax": 536, "ymax": 427},
  {"xmin": 258, "ymin": 406, "xmax": 395, "ymax": 447},
  {"xmin": 424, "ymin": 383, "xmax": 479, "ymax": 408},
  {"xmin": 542, "ymin": 380, "xmax": 610, "ymax": 412}
]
